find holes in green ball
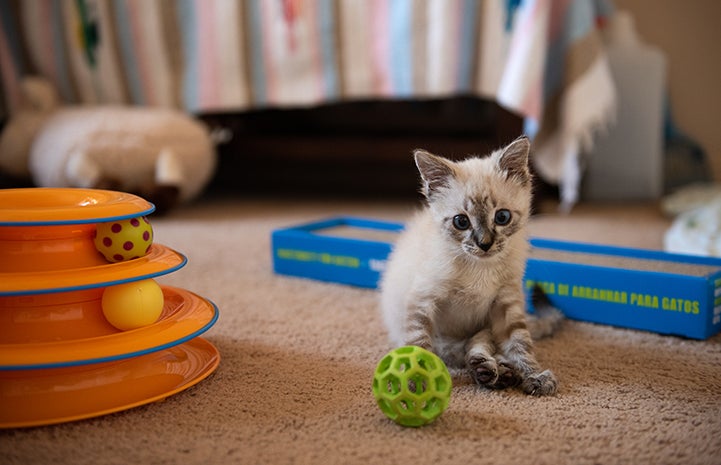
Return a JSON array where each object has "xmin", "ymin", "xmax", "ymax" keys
[
  {"xmin": 382, "ymin": 374, "xmax": 402, "ymax": 397},
  {"xmin": 434, "ymin": 375, "xmax": 450, "ymax": 393},
  {"xmin": 420, "ymin": 397, "xmax": 444, "ymax": 419},
  {"xmin": 407, "ymin": 374, "xmax": 428, "ymax": 394},
  {"xmin": 393, "ymin": 356, "xmax": 411, "ymax": 373},
  {"xmin": 377, "ymin": 398, "xmax": 397, "ymax": 419},
  {"xmin": 416, "ymin": 353, "xmax": 438, "ymax": 371}
]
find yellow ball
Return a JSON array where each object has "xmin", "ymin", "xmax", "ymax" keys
[
  {"xmin": 101, "ymin": 279, "xmax": 164, "ymax": 331},
  {"xmin": 94, "ymin": 216, "xmax": 153, "ymax": 263}
]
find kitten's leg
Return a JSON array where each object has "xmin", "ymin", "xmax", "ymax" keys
[
  {"xmin": 491, "ymin": 297, "xmax": 558, "ymax": 396},
  {"xmin": 465, "ymin": 329, "xmax": 499, "ymax": 387},
  {"xmin": 403, "ymin": 304, "xmax": 435, "ymax": 351},
  {"xmin": 497, "ymin": 330, "xmax": 557, "ymax": 395}
]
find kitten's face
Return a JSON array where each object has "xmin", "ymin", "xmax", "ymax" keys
[
  {"xmin": 415, "ymin": 137, "xmax": 532, "ymax": 260},
  {"xmin": 443, "ymin": 195, "xmax": 525, "ymax": 259}
]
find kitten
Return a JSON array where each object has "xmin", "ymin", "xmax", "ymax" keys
[{"xmin": 379, "ymin": 136, "xmax": 561, "ymax": 396}]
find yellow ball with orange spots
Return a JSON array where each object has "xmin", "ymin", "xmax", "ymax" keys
[{"xmin": 94, "ymin": 216, "xmax": 153, "ymax": 263}]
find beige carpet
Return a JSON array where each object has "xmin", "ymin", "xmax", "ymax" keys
[{"xmin": 3, "ymin": 196, "xmax": 721, "ymax": 465}]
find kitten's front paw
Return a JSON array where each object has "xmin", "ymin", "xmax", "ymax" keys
[
  {"xmin": 492, "ymin": 362, "xmax": 521, "ymax": 390},
  {"xmin": 521, "ymin": 369, "xmax": 557, "ymax": 396},
  {"xmin": 467, "ymin": 357, "xmax": 498, "ymax": 387}
]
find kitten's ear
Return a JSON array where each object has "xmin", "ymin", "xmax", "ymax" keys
[
  {"xmin": 414, "ymin": 149, "xmax": 455, "ymax": 198},
  {"xmin": 498, "ymin": 135, "xmax": 531, "ymax": 184}
]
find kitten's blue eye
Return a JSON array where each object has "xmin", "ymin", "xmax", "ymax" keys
[
  {"xmin": 452, "ymin": 214, "xmax": 470, "ymax": 230},
  {"xmin": 494, "ymin": 209, "xmax": 511, "ymax": 225}
]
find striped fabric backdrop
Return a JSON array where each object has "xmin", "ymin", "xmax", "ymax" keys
[
  {"xmin": 0, "ymin": 0, "xmax": 524, "ymax": 114},
  {"xmin": 0, "ymin": 0, "xmax": 615, "ymax": 207}
]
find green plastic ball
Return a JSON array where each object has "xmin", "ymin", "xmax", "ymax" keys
[{"xmin": 372, "ymin": 345, "xmax": 452, "ymax": 427}]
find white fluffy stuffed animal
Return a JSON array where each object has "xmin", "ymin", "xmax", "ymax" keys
[{"xmin": 0, "ymin": 77, "xmax": 216, "ymax": 212}]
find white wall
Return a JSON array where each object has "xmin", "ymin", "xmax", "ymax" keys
[{"xmin": 614, "ymin": 0, "xmax": 721, "ymax": 181}]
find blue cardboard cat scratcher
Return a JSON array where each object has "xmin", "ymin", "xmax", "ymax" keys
[{"xmin": 271, "ymin": 217, "xmax": 721, "ymax": 340}]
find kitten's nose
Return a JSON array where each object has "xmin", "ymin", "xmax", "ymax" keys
[{"xmin": 474, "ymin": 232, "xmax": 494, "ymax": 252}]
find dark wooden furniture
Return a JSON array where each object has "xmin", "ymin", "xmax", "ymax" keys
[{"xmin": 200, "ymin": 96, "xmax": 524, "ymax": 198}]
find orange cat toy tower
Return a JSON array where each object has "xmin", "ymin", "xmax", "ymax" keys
[{"xmin": 0, "ymin": 188, "xmax": 219, "ymax": 428}]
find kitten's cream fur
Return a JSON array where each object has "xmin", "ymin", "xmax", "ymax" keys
[{"xmin": 380, "ymin": 136, "xmax": 558, "ymax": 395}]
